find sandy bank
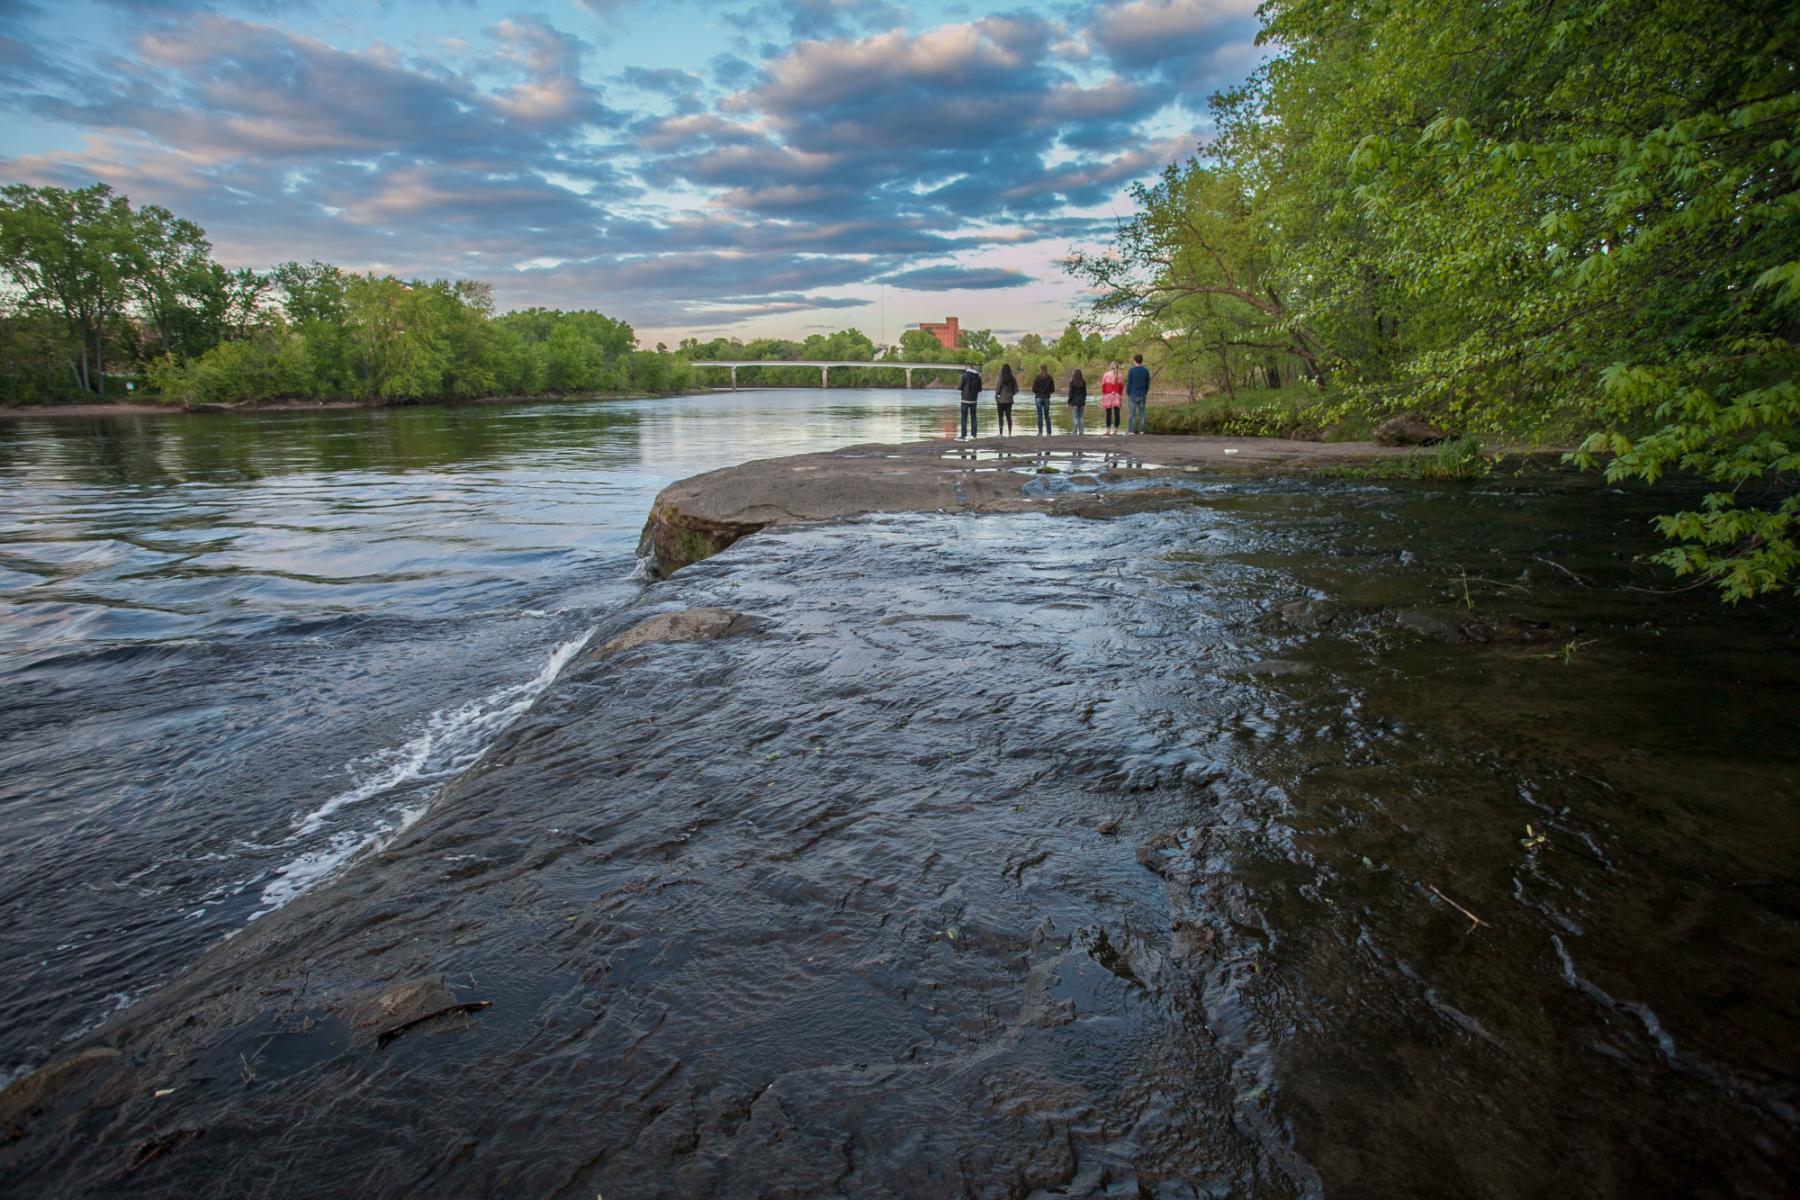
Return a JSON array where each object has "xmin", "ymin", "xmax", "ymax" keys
[
  {"xmin": 0, "ymin": 403, "xmax": 176, "ymax": 418},
  {"xmin": 639, "ymin": 432, "xmax": 1418, "ymax": 576}
]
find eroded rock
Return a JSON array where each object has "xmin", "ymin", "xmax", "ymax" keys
[
  {"xmin": 589, "ymin": 607, "xmax": 757, "ymax": 661},
  {"xmin": 637, "ymin": 501, "xmax": 767, "ymax": 578}
]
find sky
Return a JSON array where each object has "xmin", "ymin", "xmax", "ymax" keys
[{"xmin": 0, "ymin": 0, "xmax": 1264, "ymax": 346}]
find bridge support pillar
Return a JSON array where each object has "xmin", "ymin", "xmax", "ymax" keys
[
  {"xmin": 820, "ymin": 365, "xmax": 829, "ymax": 389},
  {"xmin": 905, "ymin": 367, "xmax": 913, "ymax": 388},
  {"xmin": 730, "ymin": 366, "xmax": 738, "ymax": 390}
]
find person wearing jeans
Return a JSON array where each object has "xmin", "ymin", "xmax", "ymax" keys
[
  {"xmin": 994, "ymin": 363, "xmax": 1018, "ymax": 436},
  {"xmin": 1126, "ymin": 353, "xmax": 1151, "ymax": 434},
  {"xmin": 1031, "ymin": 365, "xmax": 1055, "ymax": 434},
  {"xmin": 1066, "ymin": 368, "xmax": 1088, "ymax": 434},
  {"xmin": 958, "ymin": 365, "xmax": 982, "ymax": 438}
]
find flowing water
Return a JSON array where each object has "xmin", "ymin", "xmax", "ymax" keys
[
  {"xmin": 0, "ymin": 389, "xmax": 954, "ymax": 1080},
  {"xmin": 0, "ymin": 393, "xmax": 1796, "ymax": 1197}
]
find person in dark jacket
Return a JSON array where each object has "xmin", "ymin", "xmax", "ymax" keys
[
  {"xmin": 1125, "ymin": 353, "xmax": 1152, "ymax": 434},
  {"xmin": 957, "ymin": 365, "xmax": 982, "ymax": 438},
  {"xmin": 1066, "ymin": 369, "xmax": 1088, "ymax": 435},
  {"xmin": 993, "ymin": 364, "xmax": 1018, "ymax": 436},
  {"xmin": 1031, "ymin": 365, "xmax": 1055, "ymax": 434}
]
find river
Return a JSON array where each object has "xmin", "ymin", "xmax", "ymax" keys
[
  {"xmin": 0, "ymin": 388, "xmax": 956, "ymax": 1081},
  {"xmin": 0, "ymin": 391, "xmax": 1795, "ymax": 1197}
]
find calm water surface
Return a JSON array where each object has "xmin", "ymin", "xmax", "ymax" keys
[{"xmin": 0, "ymin": 389, "xmax": 955, "ymax": 1078}]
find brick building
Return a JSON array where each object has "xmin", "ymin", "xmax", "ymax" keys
[{"xmin": 917, "ymin": 316, "xmax": 960, "ymax": 350}]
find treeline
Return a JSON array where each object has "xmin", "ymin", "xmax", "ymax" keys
[
  {"xmin": 1076, "ymin": 0, "xmax": 1799, "ymax": 599},
  {"xmin": 0, "ymin": 184, "xmax": 690, "ymax": 406},
  {"xmin": 680, "ymin": 322, "xmax": 1156, "ymax": 390}
]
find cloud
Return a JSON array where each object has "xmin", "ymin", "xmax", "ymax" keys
[
  {"xmin": 1084, "ymin": 0, "xmax": 1263, "ymax": 83},
  {"xmin": 879, "ymin": 265, "xmax": 1035, "ymax": 290},
  {"xmin": 735, "ymin": 0, "xmax": 907, "ymax": 40},
  {"xmin": 0, "ymin": 0, "xmax": 1241, "ymax": 339}
]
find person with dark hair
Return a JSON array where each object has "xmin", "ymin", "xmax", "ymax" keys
[
  {"xmin": 1031, "ymin": 364, "xmax": 1055, "ymax": 434},
  {"xmin": 1126, "ymin": 353, "xmax": 1152, "ymax": 434},
  {"xmin": 994, "ymin": 363, "xmax": 1018, "ymax": 436},
  {"xmin": 957, "ymin": 364, "xmax": 982, "ymax": 439},
  {"xmin": 1066, "ymin": 368, "xmax": 1088, "ymax": 435}
]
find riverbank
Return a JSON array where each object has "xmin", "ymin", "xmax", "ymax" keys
[
  {"xmin": 0, "ymin": 387, "xmax": 1198, "ymax": 420},
  {"xmin": 0, "ymin": 391, "xmax": 678, "ymax": 419}
]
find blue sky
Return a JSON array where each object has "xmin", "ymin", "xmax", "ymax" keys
[{"xmin": 0, "ymin": 0, "xmax": 1264, "ymax": 344}]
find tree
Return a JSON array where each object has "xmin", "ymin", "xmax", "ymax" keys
[
  {"xmin": 0, "ymin": 183, "xmax": 134, "ymax": 394},
  {"xmin": 1069, "ymin": 161, "xmax": 1325, "ymax": 380},
  {"xmin": 1079, "ymin": 0, "xmax": 1800, "ymax": 598},
  {"xmin": 128, "ymin": 204, "xmax": 218, "ymax": 359},
  {"xmin": 956, "ymin": 327, "xmax": 1001, "ymax": 361}
]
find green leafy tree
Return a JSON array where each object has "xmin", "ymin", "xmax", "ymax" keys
[
  {"xmin": 956, "ymin": 327, "xmax": 1001, "ymax": 361},
  {"xmin": 128, "ymin": 204, "xmax": 220, "ymax": 358},
  {"xmin": 1081, "ymin": 0, "xmax": 1800, "ymax": 599},
  {"xmin": 0, "ymin": 183, "xmax": 134, "ymax": 394}
]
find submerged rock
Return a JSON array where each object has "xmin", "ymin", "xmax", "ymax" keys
[
  {"xmin": 589, "ymin": 607, "xmax": 757, "ymax": 661},
  {"xmin": 335, "ymin": 974, "xmax": 456, "ymax": 1033},
  {"xmin": 1393, "ymin": 609, "xmax": 1470, "ymax": 642},
  {"xmin": 1240, "ymin": 658, "xmax": 1315, "ymax": 677},
  {"xmin": 1277, "ymin": 598, "xmax": 1337, "ymax": 630},
  {"xmin": 0, "ymin": 1046, "xmax": 121, "ymax": 1138}
]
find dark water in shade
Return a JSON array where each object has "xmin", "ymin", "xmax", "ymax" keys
[
  {"xmin": 0, "ymin": 389, "xmax": 957, "ymax": 1082},
  {"xmin": 2, "ymin": 397, "xmax": 1798, "ymax": 1198}
]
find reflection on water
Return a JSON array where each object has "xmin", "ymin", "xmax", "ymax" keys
[{"xmin": 0, "ymin": 389, "xmax": 954, "ymax": 1078}]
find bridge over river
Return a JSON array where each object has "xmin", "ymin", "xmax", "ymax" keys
[{"xmin": 691, "ymin": 360, "xmax": 975, "ymax": 389}]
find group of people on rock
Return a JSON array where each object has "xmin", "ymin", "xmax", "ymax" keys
[{"xmin": 956, "ymin": 356, "xmax": 1152, "ymax": 439}]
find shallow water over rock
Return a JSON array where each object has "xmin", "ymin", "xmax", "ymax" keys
[
  {"xmin": 0, "ymin": 390, "xmax": 954, "ymax": 1081},
  {"xmin": 5, "ymin": 470, "xmax": 1794, "ymax": 1197}
]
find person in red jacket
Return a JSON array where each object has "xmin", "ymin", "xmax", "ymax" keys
[{"xmin": 1099, "ymin": 362, "xmax": 1124, "ymax": 434}]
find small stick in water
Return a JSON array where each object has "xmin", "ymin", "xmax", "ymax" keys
[{"xmin": 1428, "ymin": 884, "xmax": 1489, "ymax": 931}]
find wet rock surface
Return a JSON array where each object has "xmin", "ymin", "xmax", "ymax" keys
[
  {"xmin": 5, "ymin": 476, "xmax": 1798, "ymax": 1199},
  {"xmin": 638, "ymin": 435, "xmax": 1415, "ymax": 575},
  {"xmin": 588, "ymin": 606, "xmax": 758, "ymax": 660}
]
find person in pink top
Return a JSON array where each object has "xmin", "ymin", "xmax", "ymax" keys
[{"xmin": 1099, "ymin": 363, "xmax": 1124, "ymax": 434}]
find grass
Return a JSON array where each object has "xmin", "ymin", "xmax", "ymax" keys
[
  {"xmin": 1146, "ymin": 383, "xmax": 1332, "ymax": 440},
  {"xmin": 1320, "ymin": 434, "xmax": 1498, "ymax": 481}
]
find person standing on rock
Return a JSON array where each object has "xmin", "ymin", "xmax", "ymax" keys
[
  {"xmin": 1031, "ymin": 365, "xmax": 1055, "ymax": 434},
  {"xmin": 957, "ymin": 364, "xmax": 982, "ymax": 439},
  {"xmin": 1126, "ymin": 353, "xmax": 1152, "ymax": 435},
  {"xmin": 1066, "ymin": 368, "xmax": 1088, "ymax": 435},
  {"xmin": 994, "ymin": 364, "xmax": 1019, "ymax": 436},
  {"xmin": 1100, "ymin": 362, "xmax": 1124, "ymax": 434}
]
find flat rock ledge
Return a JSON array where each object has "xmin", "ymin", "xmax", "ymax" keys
[{"xmin": 638, "ymin": 433, "xmax": 1415, "ymax": 576}]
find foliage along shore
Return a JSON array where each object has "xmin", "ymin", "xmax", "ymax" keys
[
  {"xmin": 1071, "ymin": 0, "xmax": 1798, "ymax": 600},
  {"xmin": 0, "ymin": 389, "xmax": 691, "ymax": 418},
  {"xmin": 0, "ymin": 182, "xmax": 1180, "ymax": 413}
]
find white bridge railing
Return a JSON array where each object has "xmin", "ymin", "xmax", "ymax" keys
[{"xmin": 690, "ymin": 360, "xmax": 974, "ymax": 389}]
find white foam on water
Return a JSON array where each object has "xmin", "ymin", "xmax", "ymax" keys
[{"xmin": 254, "ymin": 631, "xmax": 591, "ymax": 916}]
